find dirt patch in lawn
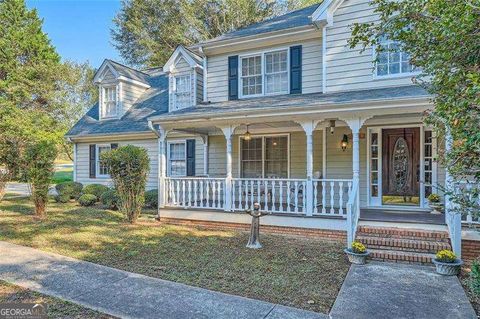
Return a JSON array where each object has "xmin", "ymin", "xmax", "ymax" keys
[
  {"xmin": 0, "ymin": 197, "xmax": 350, "ymax": 314},
  {"xmin": 0, "ymin": 280, "xmax": 114, "ymax": 318}
]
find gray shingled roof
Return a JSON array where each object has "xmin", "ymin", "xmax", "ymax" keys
[
  {"xmin": 107, "ymin": 59, "xmax": 150, "ymax": 84},
  {"xmin": 66, "ymin": 68, "xmax": 168, "ymax": 137},
  {"xmin": 197, "ymin": 3, "xmax": 320, "ymax": 45},
  {"xmin": 153, "ymin": 85, "xmax": 430, "ymax": 120}
]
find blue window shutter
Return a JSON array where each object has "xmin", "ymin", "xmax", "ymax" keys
[
  {"xmin": 290, "ymin": 45, "xmax": 302, "ymax": 94},
  {"xmin": 228, "ymin": 55, "xmax": 239, "ymax": 100},
  {"xmin": 110, "ymin": 143, "xmax": 118, "ymax": 150},
  {"xmin": 89, "ymin": 144, "xmax": 96, "ymax": 178},
  {"xmin": 186, "ymin": 139, "xmax": 196, "ymax": 176}
]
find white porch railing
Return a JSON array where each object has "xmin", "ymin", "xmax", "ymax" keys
[
  {"xmin": 163, "ymin": 177, "xmax": 354, "ymax": 217},
  {"xmin": 165, "ymin": 177, "xmax": 226, "ymax": 210},
  {"xmin": 346, "ymin": 179, "xmax": 360, "ymax": 248},
  {"xmin": 231, "ymin": 178, "xmax": 307, "ymax": 214},
  {"xmin": 457, "ymin": 182, "xmax": 480, "ymax": 225}
]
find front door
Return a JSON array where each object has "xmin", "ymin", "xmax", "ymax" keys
[{"xmin": 382, "ymin": 128, "xmax": 420, "ymax": 206}]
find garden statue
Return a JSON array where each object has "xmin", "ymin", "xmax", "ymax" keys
[{"xmin": 246, "ymin": 202, "xmax": 269, "ymax": 249}]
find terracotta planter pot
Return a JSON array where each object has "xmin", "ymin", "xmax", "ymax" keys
[
  {"xmin": 344, "ymin": 248, "xmax": 369, "ymax": 265},
  {"xmin": 432, "ymin": 259, "xmax": 463, "ymax": 276}
]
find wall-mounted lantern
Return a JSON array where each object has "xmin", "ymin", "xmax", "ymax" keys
[{"xmin": 341, "ymin": 134, "xmax": 349, "ymax": 151}]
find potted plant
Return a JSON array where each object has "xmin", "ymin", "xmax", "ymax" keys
[
  {"xmin": 432, "ymin": 249, "xmax": 463, "ymax": 276},
  {"xmin": 344, "ymin": 241, "xmax": 369, "ymax": 265},
  {"xmin": 427, "ymin": 193, "xmax": 443, "ymax": 214}
]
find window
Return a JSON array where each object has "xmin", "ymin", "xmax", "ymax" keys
[
  {"xmin": 102, "ymin": 86, "xmax": 117, "ymax": 118},
  {"xmin": 240, "ymin": 135, "xmax": 288, "ymax": 178},
  {"xmin": 376, "ymin": 38, "xmax": 415, "ymax": 77},
  {"xmin": 240, "ymin": 49, "xmax": 289, "ymax": 97},
  {"xmin": 174, "ymin": 75, "xmax": 191, "ymax": 110},
  {"xmin": 97, "ymin": 145, "xmax": 111, "ymax": 177},
  {"xmin": 168, "ymin": 142, "xmax": 186, "ymax": 176}
]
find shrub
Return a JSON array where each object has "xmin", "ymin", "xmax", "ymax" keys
[
  {"xmin": 144, "ymin": 189, "xmax": 158, "ymax": 208},
  {"xmin": 55, "ymin": 181, "xmax": 83, "ymax": 199},
  {"xmin": 22, "ymin": 141, "xmax": 57, "ymax": 217},
  {"xmin": 435, "ymin": 249, "xmax": 457, "ymax": 263},
  {"xmin": 102, "ymin": 145, "xmax": 150, "ymax": 223},
  {"xmin": 83, "ymin": 184, "xmax": 109, "ymax": 200},
  {"xmin": 78, "ymin": 194, "xmax": 97, "ymax": 207},
  {"xmin": 428, "ymin": 193, "xmax": 441, "ymax": 202},
  {"xmin": 351, "ymin": 241, "xmax": 366, "ymax": 254},
  {"xmin": 101, "ymin": 189, "xmax": 119, "ymax": 210},
  {"xmin": 54, "ymin": 194, "xmax": 70, "ymax": 203},
  {"xmin": 469, "ymin": 259, "xmax": 480, "ymax": 296}
]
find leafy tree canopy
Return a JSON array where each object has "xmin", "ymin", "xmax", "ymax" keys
[{"xmin": 349, "ymin": 1, "xmax": 480, "ymax": 189}]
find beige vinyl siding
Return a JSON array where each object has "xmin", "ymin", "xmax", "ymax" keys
[
  {"xmin": 325, "ymin": 0, "xmax": 414, "ymax": 92},
  {"xmin": 121, "ymin": 81, "xmax": 147, "ymax": 115},
  {"xmin": 76, "ymin": 139, "xmax": 159, "ymax": 190},
  {"xmin": 206, "ymin": 38, "xmax": 323, "ymax": 103}
]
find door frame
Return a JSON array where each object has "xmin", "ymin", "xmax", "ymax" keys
[{"xmin": 366, "ymin": 124, "xmax": 437, "ymax": 209}]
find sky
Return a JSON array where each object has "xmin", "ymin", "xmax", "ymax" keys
[{"xmin": 26, "ymin": 0, "xmax": 122, "ymax": 68}]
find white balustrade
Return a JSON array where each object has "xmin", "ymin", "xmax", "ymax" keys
[
  {"xmin": 312, "ymin": 179, "xmax": 352, "ymax": 217},
  {"xmin": 165, "ymin": 177, "xmax": 225, "ymax": 210},
  {"xmin": 346, "ymin": 179, "xmax": 360, "ymax": 248}
]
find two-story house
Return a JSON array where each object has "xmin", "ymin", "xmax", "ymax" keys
[{"xmin": 67, "ymin": 0, "xmax": 472, "ymax": 263}]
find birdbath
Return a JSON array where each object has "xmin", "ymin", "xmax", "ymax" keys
[{"xmin": 246, "ymin": 202, "xmax": 269, "ymax": 249}]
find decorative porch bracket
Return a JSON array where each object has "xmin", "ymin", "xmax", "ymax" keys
[
  {"xmin": 220, "ymin": 125, "xmax": 238, "ymax": 212},
  {"xmin": 296, "ymin": 120, "xmax": 321, "ymax": 216}
]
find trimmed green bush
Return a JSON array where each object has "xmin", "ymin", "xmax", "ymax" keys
[
  {"xmin": 54, "ymin": 193, "xmax": 70, "ymax": 203},
  {"xmin": 144, "ymin": 189, "xmax": 158, "ymax": 208},
  {"xmin": 78, "ymin": 194, "xmax": 97, "ymax": 207},
  {"xmin": 469, "ymin": 258, "xmax": 480, "ymax": 296},
  {"xmin": 101, "ymin": 189, "xmax": 119, "ymax": 210},
  {"xmin": 102, "ymin": 145, "xmax": 150, "ymax": 223},
  {"xmin": 55, "ymin": 181, "xmax": 83, "ymax": 199},
  {"xmin": 83, "ymin": 184, "xmax": 109, "ymax": 200}
]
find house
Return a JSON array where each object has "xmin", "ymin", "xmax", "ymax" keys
[{"xmin": 67, "ymin": 0, "xmax": 479, "ymax": 263}]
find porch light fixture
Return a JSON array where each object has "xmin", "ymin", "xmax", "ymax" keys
[
  {"xmin": 341, "ymin": 134, "xmax": 349, "ymax": 151},
  {"xmin": 329, "ymin": 120, "xmax": 336, "ymax": 134},
  {"xmin": 244, "ymin": 125, "xmax": 252, "ymax": 141}
]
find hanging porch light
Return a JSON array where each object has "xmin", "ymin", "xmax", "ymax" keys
[{"xmin": 244, "ymin": 125, "xmax": 252, "ymax": 141}]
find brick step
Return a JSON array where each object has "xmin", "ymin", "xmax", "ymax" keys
[
  {"xmin": 368, "ymin": 248, "xmax": 436, "ymax": 265},
  {"xmin": 357, "ymin": 236, "xmax": 451, "ymax": 254},
  {"xmin": 357, "ymin": 226, "xmax": 450, "ymax": 242}
]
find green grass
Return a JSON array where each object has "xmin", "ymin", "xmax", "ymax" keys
[
  {"xmin": 0, "ymin": 280, "xmax": 114, "ymax": 318},
  {"xmin": 52, "ymin": 168, "xmax": 73, "ymax": 184},
  {"xmin": 0, "ymin": 197, "xmax": 349, "ymax": 313}
]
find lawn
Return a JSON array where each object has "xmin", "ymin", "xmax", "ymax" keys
[
  {"xmin": 52, "ymin": 168, "xmax": 73, "ymax": 184},
  {"xmin": 0, "ymin": 280, "xmax": 114, "ymax": 318},
  {"xmin": 0, "ymin": 197, "xmax": 350, "ymax": 313}
]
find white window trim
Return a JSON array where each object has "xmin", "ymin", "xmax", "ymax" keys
[
  {"xmin": 237, "ymin": 133, "xmax": 290, "ymax": 178},
  {"xmin": 238, "ymin": 48, "xmax": 290, "ymax": 99},
  {"xmin": 372, "ymin": 42, "xmax": 420, "ymax": 80},
  {"xmin": 96, "ymin": 144, "xmax": 111, "ymax": 178},
  {"xmin": 167, "ymin": 140, "xmax": 187, "ymax": 177},
  {"xmin": 171, "ymin": 73, "xmax": 192, "ymax": 111},
  {"xmin": 100, "ymin": 84, "xmax": 119, "ymax": 120}
]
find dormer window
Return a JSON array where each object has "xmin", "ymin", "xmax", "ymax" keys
[
  {"xmin": 101, "ymin": 85, "xmax": 118, "ymax": 118},
  {"xmin": 173, "ymin": 74, "xmax": 191, "ymax": 110}
]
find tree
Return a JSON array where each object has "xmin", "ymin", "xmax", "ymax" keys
[
  {"xmin": 102, "ymin": 145, "xmax": 150, "ymax": 223},
  {"xmin": 348, "ymin": 0, "xmax": 480, "ymax": 218}
]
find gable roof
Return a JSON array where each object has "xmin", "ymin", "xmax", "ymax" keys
[
  {"xmin": 195, "ymin": 3, "xmax": 321, "ymax": 46},
  {"xmin": 162, "ymin": 46, "xmax": 203, "ymax": 73},
  {"xmin": 93, "ymin": 59, "xmax": 151, "ymax": 86},
  {"xmin": 66, "ymin": 67, "xmax": 168, "ymax": 138}
]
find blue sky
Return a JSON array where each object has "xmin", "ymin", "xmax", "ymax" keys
[{"xmin": 26, "ymin": 0, "xmax": 122, "ymax": 68}]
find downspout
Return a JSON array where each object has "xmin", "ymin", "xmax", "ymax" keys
[{"xmin": 199, "ymin": 46, "xmax": 208, "ymax": 103}]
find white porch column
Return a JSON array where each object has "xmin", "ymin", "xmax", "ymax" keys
[
  {"xmin": 445, "ymin": 126, "xmax": 462, "ymax": 257},
  {"xmin": 298, "ymin": 120, "xmax": 319, "ymax": 216},
  {"xmin": 157, "ymin": 128, "xmax": 168, "ymax": 210},
  {"xmin": 221, "ymin": 125, "xmax": 235, "ymax": 211},
  {"xmin": 201, "ymin": 135, "xmax": 209, "ymax": 176}
]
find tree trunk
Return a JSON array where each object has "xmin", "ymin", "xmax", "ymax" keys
[{"xmin": 246, "ymin": 215, "xmax": 262, "ymax": 249}]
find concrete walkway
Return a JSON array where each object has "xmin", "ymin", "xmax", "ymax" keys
[
  {"xmin": 330, "ymin": 261, "xmax": 477, "ymax": 319},
  {"xmin": 0, "ymin": 241, "xmax": 326, "ymax": 319}
]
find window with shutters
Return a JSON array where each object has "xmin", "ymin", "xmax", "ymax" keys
[
  {"xmin": 96, "ymin": 145, "xmax": 111, "ymax": 177},
  {"xmin": 240, "ymin": 49, "xmax": 289, "ymax": 98},
  {"xmin": 101, "ymin": 86, "xmax": 118, "ymax": 118},
  {"xmin": 168, "ymin": 141, "xmax": 186, "ymax": 176}
]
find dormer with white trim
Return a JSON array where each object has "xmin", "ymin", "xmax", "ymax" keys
[
  {"xmin": 93, "ymin": 60, "xmax": 151, "ymax": 120},
  {"xmin": 163, "ymin": 46, "xmax": 203, "ymax": 112}
]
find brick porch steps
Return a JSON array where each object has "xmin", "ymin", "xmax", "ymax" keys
[{"xmin": 356, "ymin": 225, "xmax": 451, "ymax": 264}]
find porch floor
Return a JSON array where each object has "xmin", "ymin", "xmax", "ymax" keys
[{"xmin": 360, "ymin": 209, "xmax": 446, "ymax": 225}]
